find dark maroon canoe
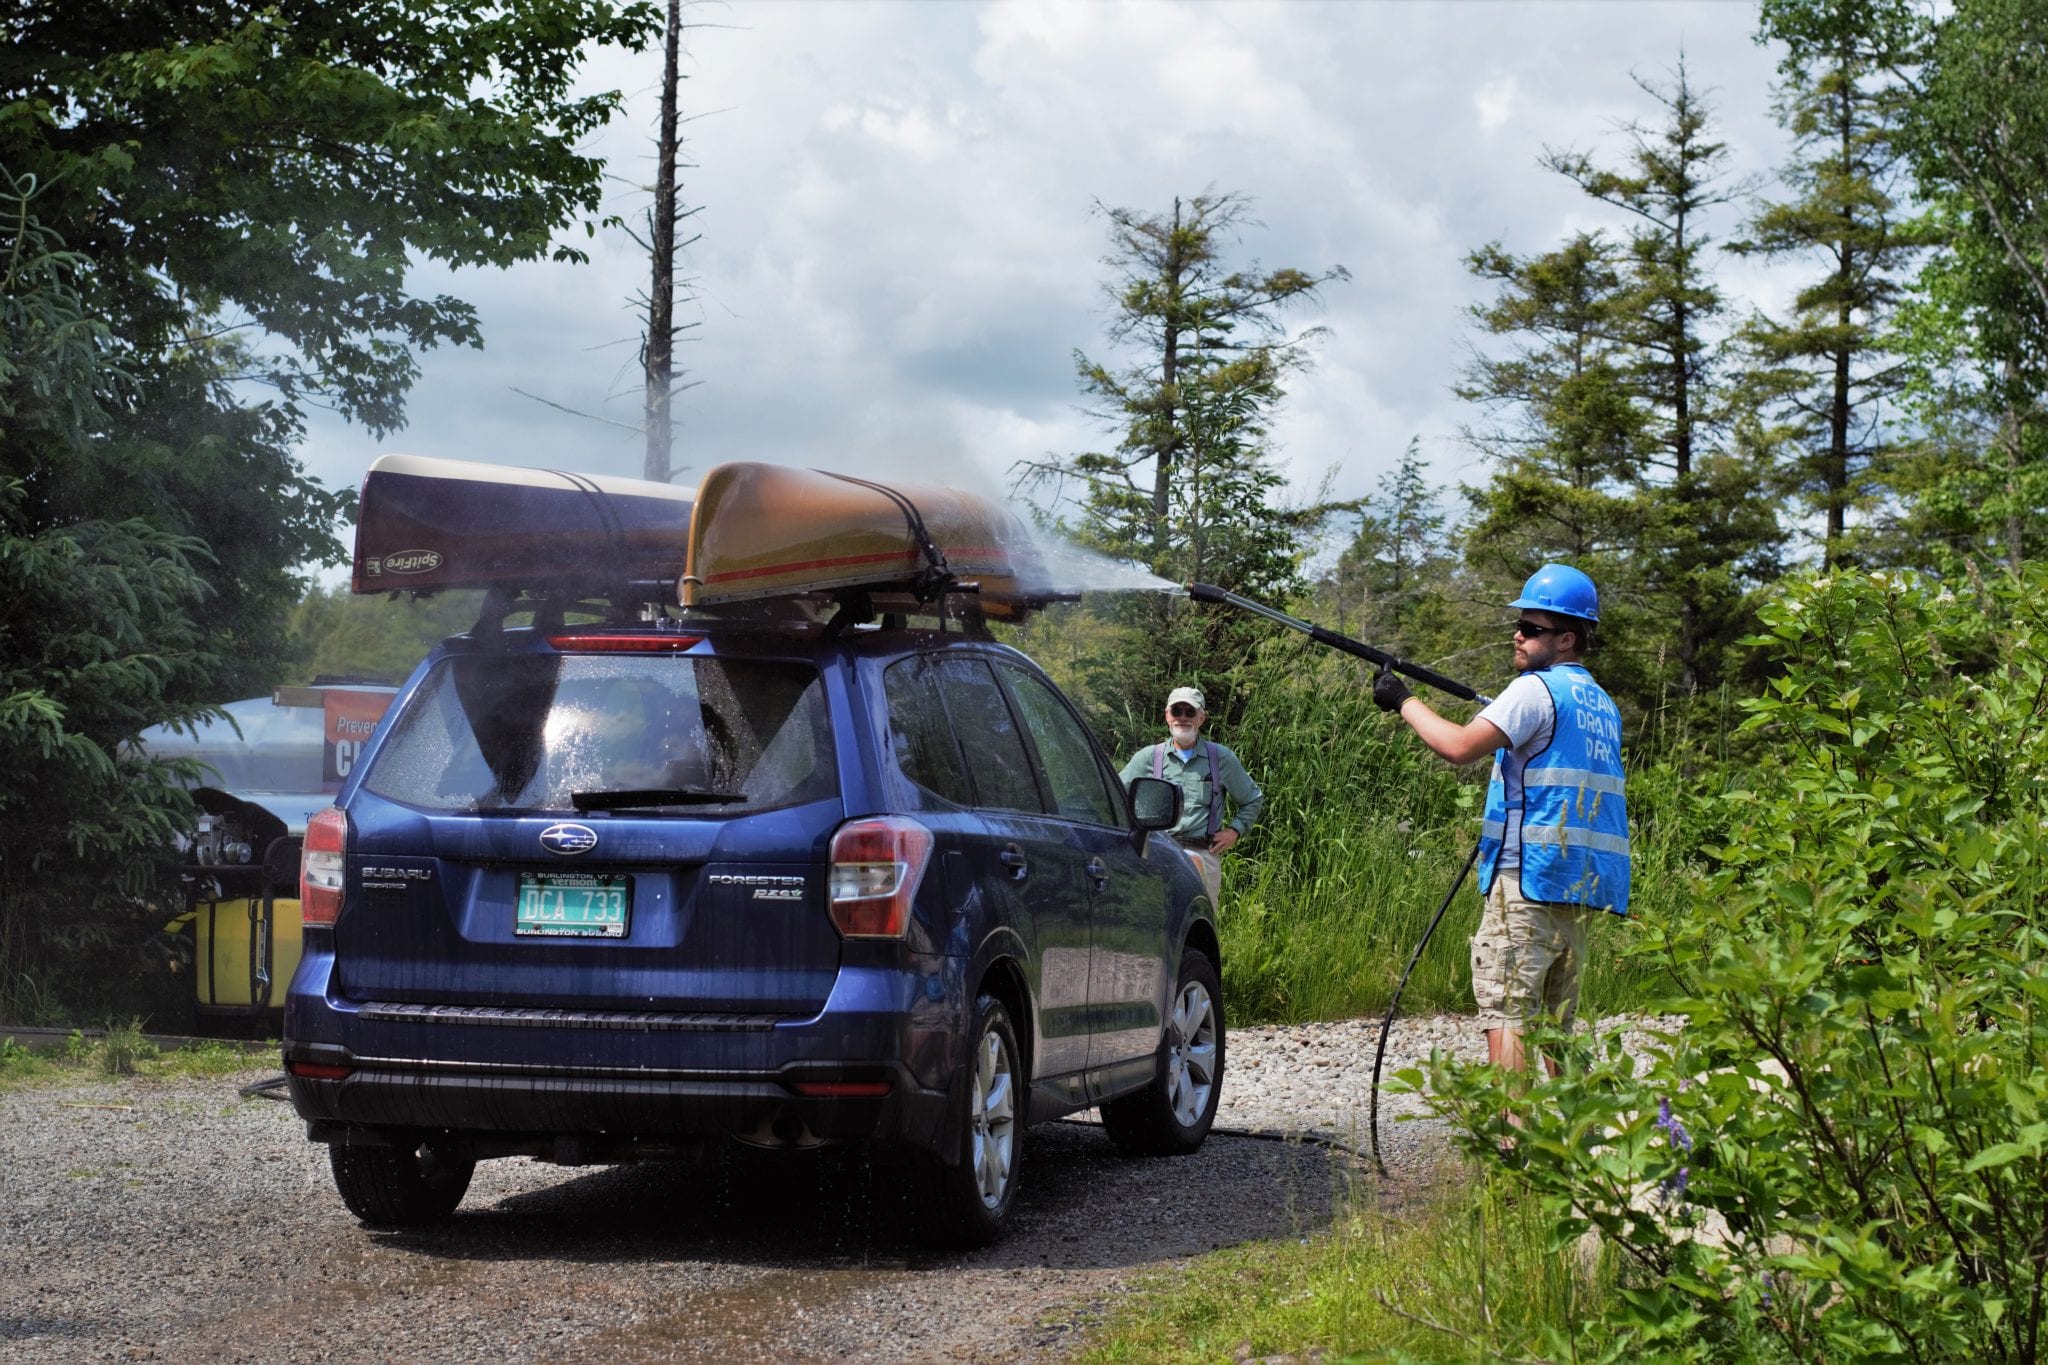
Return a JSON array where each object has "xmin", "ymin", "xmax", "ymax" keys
[{"xmin": 352, "ymin": 455, "xmax": 694, "ymax": 595}]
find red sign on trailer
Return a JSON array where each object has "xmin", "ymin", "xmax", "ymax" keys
[{"xmin": 322, "ymin": 689, "xmax": 396, "ymax": 791}]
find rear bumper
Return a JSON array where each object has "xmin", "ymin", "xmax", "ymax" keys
[
  {"xmin": 282, "ymin": 950, "xmax": 967, "ymax": 1153},
  {"xmin": 284, "ymin": 1060, "xmax": 948, "ymax": 1150}
]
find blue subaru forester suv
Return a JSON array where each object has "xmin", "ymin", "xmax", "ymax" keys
[{"xmin": 284, "ymin": 601, "xmax": 1224, "ymax": 1244}]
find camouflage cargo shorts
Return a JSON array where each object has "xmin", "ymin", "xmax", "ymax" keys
[{"xmin": 1470, "ymin": 872, "xmax": 1601, "ymax": 1033}]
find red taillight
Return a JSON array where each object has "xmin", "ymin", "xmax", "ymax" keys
[
  {"xmin": 790, "ymin": 1080, "xmax": 892, "ymax": 1097},
  {"xmin": 286, "ymin": 1060, "xmax": 353, "ymax": 1080},
  {"xmin": 546, "ymin": 633, "xmax": 704, "ymax": 653},
  {"xmin": 827, "ymin": 817, "xmax": 933, "ymax": 938},
  {"xmin": 300, "ymin": 807, "xmax": 349, "ymax": 926}
]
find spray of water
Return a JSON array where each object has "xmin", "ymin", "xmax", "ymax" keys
[{"xmin": 1011, "ymin": 528, "xmax": 1183, "ymax": 598}]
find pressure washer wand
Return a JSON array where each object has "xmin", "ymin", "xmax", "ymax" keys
[{"xmin": 1185, "ymin": 583, "xmax": 1493, "ymax": 704}]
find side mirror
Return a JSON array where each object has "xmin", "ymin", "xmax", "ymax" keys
[{"xmin": 1127, "ymin": 776, "xmax": 1182, "ymax": 832}]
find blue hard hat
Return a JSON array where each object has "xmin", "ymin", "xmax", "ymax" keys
[{"xmin": 1510, "ymin": 563, "xmax": 1599, "ymax": 621}]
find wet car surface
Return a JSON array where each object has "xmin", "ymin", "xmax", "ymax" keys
[{"xmin": 286, "ymin": 614, "xmax": 1221, "ymax": 1245}]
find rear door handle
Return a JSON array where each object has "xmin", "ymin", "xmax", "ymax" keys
[
  {"xmin": 999, "ymin": 845, "xmax": 1029, "ymax": 881},
  {"xmin": 1086, "ymin": 856, "xmax": 1109, "ymax": 890}
]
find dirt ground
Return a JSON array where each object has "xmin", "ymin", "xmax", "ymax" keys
[{"xmin": 0, "ymin": 1066, "xmax": 1370, "ymax": 1362}]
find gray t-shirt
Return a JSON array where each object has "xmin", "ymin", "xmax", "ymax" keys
[{"xmin": 1475, "ymin": 673, "xmax": 1556, "ymax": 870}]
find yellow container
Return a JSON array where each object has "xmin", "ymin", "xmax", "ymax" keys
[{"xmin": 192, "ymin": 896, "xmax": 304, "ymax": 1010}]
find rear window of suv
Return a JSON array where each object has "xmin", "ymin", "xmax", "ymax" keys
[{"xmin": 362, "ymin": 652, "xmax": 837, "ymax": 814}]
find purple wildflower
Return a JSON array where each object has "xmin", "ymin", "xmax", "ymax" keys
[
  {"xmin": 1655, "ymin": 1096, "xmax": 1694, "ymax": 1153},
  {"xmin": 1655, "ymin": 1096, "xmax": 1694, "ymax": 1205}
]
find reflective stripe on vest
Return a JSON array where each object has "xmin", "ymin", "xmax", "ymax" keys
[
  {"xmin": 1476, "ymin": 663, "xmax": 1631, "ymax": 915},
  {"xmin": 1151, "ymin": 740, "xmax": 1222, "ymax": 841}
]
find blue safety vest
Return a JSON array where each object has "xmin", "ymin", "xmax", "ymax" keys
[{"xmin": 1477, "ymin": 663, "xmax": 1630, "ymax": 916}]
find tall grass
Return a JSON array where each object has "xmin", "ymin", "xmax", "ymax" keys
[
  {"xmin": 1214, "ymin": 642, "xmax": 1700, "ymax": 1025},
  {"xmin": 1079, "ymin": 1159, "xmax": 1615, "ymax": 1362}
]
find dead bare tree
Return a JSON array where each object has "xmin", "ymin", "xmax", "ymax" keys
[{"xmin": 634, "ymin": 0, "xmax": 703, "ymax": 482}]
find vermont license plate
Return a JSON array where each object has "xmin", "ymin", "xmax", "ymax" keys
[{"xmin": 515, "ymin": 872, "xmax": 630, "ymax": 938}]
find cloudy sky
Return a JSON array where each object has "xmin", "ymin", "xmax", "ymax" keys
[{"xmin": 298, "ymin": 0, "xmax": 1799, "ymax": 561}]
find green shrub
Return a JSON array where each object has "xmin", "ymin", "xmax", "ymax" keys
[
  {"xmin": 97, "ymin": 1017, "xmax": 158, "ymax": 1076},
  {"xmin": 1414, "ymin": 566, "xmax": 2048, "ymax": 1361}
]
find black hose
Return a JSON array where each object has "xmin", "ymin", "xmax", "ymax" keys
[
  {"xmin": 237, "ymin": 1075, "xmax": 292, "ymax": 1103},
  {"xmin": 1057, "ymin": 1116, "xmax": 1373, "ymax": 1165},
  {"xmin": 1183, "ymin": 579, "xmax": 1493, "ymax": 1173},
  {"xmin": 1369, "ymin": 837, "xmax": 1482, "ymax": 1176}
]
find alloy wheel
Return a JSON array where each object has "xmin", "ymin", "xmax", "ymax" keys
[
  {"xmin": 1165, "ymin": 979, "xmax": 1219, "ymax": 1127},
  {"xmin": 969, "ymin": 1027, "xmax": 1017, "ymax": 1208}
]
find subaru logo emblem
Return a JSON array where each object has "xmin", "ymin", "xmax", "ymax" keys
[{"xmin": 539, "ymin": 823, "xmax": 598, "ymax": 856}]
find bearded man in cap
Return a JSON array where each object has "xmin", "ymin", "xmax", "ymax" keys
[
  {"xmin": 1374, "ymin": 563, "xmax": 1630, "ymax": 1077},
  {"xmin": 1120, "ymin": 685, "xmax": 1264, "ymax": 907}
]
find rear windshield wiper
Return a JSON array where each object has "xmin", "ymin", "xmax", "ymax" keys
[{"xmin": 570, "ymin": 788, "xmax": 750, "ymax": 811}]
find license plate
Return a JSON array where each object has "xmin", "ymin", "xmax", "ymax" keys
[{"xmin": 515, "ymin": 872, "xmax": 630, "ymax": 938}]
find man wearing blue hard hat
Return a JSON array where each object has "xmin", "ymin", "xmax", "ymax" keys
[{"xmin": 1373, "ymin": 563, "xmax": 1629, "ymax": 1076}]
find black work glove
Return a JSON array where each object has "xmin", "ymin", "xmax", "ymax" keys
[{"xmin": 1372, "ymin": 668, "xmax": 1412, "ymax": 714}]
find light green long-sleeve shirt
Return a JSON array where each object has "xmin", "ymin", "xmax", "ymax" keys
[{"xmin": 1119, "ymin": 739, "xmax": 1264, "ymax": 844}]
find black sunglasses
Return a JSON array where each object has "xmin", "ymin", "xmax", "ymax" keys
[
  {"xmin": 1513, "ymin": 620, "xmax": 1562, "ymax": 639},
  {"xmin": 1168, "ymin": 705, "xmax": 1201, "ymax": 718}
]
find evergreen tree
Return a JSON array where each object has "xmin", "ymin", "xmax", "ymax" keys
[
  {"xmin": 0, "ymin": 175, "xmax": 217, "ymax": 1019},
  {"xmin": 1028, "ymin": 193, "xmax": 1347, "ymax": 579},
  {"xmin": 1543, "ymin": 58, "xmax": 1782, "ymax": 692},
  {"xmin": 1018, "ymin": 193, "xmax": 1349, "ymax": 734},
  {"xmin": 1321, "ymin": 439, "xmax": 1462, "ymax": 661},
  {"xmin": 1741, "ymin": 0, "xmax": 1931, "ymax": 569},
  {"xmin": 1458, "ymin": 233, "xmax": 1649, "ymax": 572}
]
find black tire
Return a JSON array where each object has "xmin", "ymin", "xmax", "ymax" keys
[
  {"xmin": 1100, "ymin": 946, "xmax": 1225, "ymax": 1156},
  {"xmin": 329, "ymin": 1137, "xmax": 475, "ymax": 1226},
  {"xmin": 916, "ymin": 993, "xmax": 1023, "ymax": 1248}
]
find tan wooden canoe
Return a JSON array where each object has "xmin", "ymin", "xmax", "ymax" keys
[{"xmin": 682, "ymin": 462, "xmax": 1051, "ymax": 618}]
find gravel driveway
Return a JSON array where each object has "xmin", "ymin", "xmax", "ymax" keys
[{"xmin": 0, "ymin": 1015, "xmax": 1489, "ymax": 1363}]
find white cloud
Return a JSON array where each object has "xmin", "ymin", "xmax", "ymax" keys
[
  {"xmin": 1476, "ymin": 75, "xmax": 1518, "ymax": 131},
  {"xmin": 298, "ymin": 0, "xmax": 1800, "ymax": 575}
]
